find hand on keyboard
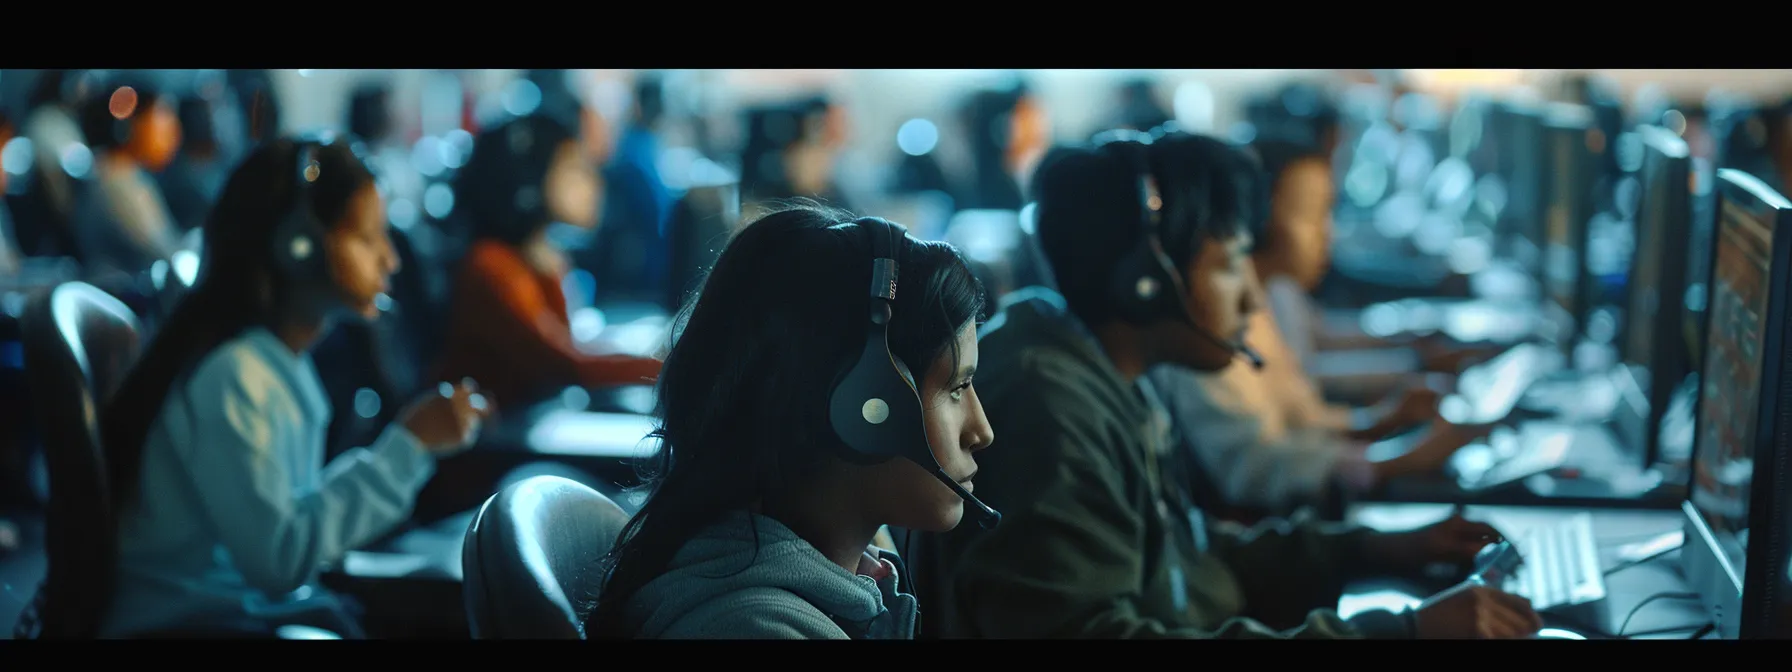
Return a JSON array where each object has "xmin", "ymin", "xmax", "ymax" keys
[
  {"xmin": 1390, "ymin": 386, "xmax": 1445, "ymax": 426},
  {"xmin": 1414, "ymin": 583, "xmax": 1544, "ymax": 639},
  {"xmin": 1369, "ymin": 513, "xmax": 1507, "ymax": 576},
  {"xmin": 1401, "ymin": 421, "xmax": 1498, "ymax": 473}
]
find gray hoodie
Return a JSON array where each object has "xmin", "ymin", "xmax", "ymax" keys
[{"xmin": 624, "ymin": 511, "xmax": 918, "ymax": 639}]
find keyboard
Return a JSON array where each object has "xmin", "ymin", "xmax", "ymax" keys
[{"xmin": 1502, "ymin": 513, "xmax": 1606, "ymax": 611}]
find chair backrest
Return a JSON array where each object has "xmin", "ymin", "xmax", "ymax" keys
[
  {"xmin": 462, "ymin": 475, "xmax": 631, "ymax": 639},
  {"xmin": 20, "ymin": 281, "xmax": 143, "ymax": 638}
]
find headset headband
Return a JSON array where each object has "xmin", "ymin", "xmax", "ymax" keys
[{"xmin": 865, "ymin": 217, "xmax": 903, "ymax": 308}]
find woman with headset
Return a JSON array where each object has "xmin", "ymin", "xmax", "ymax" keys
[
  {"xmin": 92, "ymin": 137, "xmax": 491, "ymax": 639},
  {"xmin": 432, "ymin": 113, "xmax": 662, "ymax": 410},
  {"xmin": 586, "ymin": 204, "xmax": 996, "ymax": 639}
]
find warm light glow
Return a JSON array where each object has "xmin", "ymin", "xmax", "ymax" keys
[
  {"xmin": 1405, "ymin": 69, "xmax": 1529, "ymax": 88},
  {"xmin": 108, "ymin": 86, "xmax": 139, "ymax": 120}
]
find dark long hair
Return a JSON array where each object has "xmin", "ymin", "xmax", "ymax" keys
[
  {"xmin": 100, "ymin": 138, "xmax": 376, "ymax": 511},
  {"xmin": 585, "ymin": 203, "xmax": 985, "ymax": 637},
  {"xmin": 452, "ymin": 113, "xmax": 580, "ymax": 247}
]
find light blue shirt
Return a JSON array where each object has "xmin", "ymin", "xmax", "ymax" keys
[{"xmin": 101, "ymin": 327, "xmax": 436, "ymax": 638}]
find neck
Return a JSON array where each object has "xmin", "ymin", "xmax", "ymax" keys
[
  {"xmin": 270, "ymin": 309, "xmax": 331, "ymax": 354},
  {"xmin": 760, "ymin": 491, "xmax": 879, "ymax": 574},
  {"xmin": 1093, "ymin": 321, "xmax": 1150, "ymax": 382}
]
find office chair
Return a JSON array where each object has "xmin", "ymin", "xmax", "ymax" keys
[
  {"xmin": 18, "ymin": 282, "xmax": 140, "ymax": 638},
  {"xmin": 17, "ymin": 281, "xmax": 339, "ymax": 640},
  {"xmin": 461, "ymin": 475, "xmax": 630, "ymax": 639}
]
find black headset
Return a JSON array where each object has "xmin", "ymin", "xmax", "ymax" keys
[
  {"xmin": 270, "ymin": 138, "xmax": 332, "ymax": 281},
  {"xmin": 1092, "ymin": 129, "xmax": 1264, "ymax": 370},
  {"xmin": 827, "ymin": 216, "xmax": 1001, "ymax": 530}
]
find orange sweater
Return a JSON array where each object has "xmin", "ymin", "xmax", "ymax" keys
[{"xmin": 433, "ymin": 240, "xmax": 661, "ymax": 409}]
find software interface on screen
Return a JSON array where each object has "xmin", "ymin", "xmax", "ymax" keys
[
  {"xmin": 1688, "ymin": 158, "xmax": 1719, "ymax": 369},
  {"xmin": 1690, "ymin": 196, "xmax": 1773, "ymax": 576}
]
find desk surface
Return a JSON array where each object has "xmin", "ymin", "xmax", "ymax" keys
[
  {"xmin": 1343, "ymin": 503, "xmax": 1709, "ymax": 639},
  {"xmin": 480, "ymin": 408, "xmax": 658, "ymax": 459}
]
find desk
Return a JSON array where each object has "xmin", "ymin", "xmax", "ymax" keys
[
  {"xmin": 1341, "ymin": 503, "xmax": 1709, "ymax": 639},
  {"xmin": 412, "ymin": 409, "xmax": 653, "ymax": 524},
  {"xmin": 1367, "ymin": 422, "xmax": 1684, "ymax": 511}
]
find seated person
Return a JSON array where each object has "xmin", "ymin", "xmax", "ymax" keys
[
  {"xmin": 910, "ymin": 128, "xmax": 1540, "ymax": 639},
  {"xmin": 1246, "ymin": 139, "xmax": 1499, "ymax": 379},
  {"xmin": 585, "ymin": 204, "xmax": 995, "ymax": 639},
  {"xmin": 92, "ymin": 137, "xmax": 491, "ymax": 638},
  {"xmin": 71, "ymin": 81, "xmax": 184, "ymax": 278},
  {"xmin": 1148, "ymin": 141, "xmax": 1488, "ymax": 515},
  {"xmin": 1150, "ymin": 290, "xmax": 1486, "ymax": 516},
  {"xmin": 433, "ymin": 113, "xmax": 660, "ymax": 410}
]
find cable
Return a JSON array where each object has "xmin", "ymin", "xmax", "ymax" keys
[
  {"xmin": 1604, "ymin": 550, "xmax": 1675, "ymax": 576},
  {"xmin": 1622, "ymin": 623, "xmax": 1709, "ymax": 638},
  {"xmin": 1688, "ymin": 623, "xmax": 1717, "ymax": 639},
  {"xmin": 1618, "ymin": 592, "xmax": 1700, "ymax": 636}
]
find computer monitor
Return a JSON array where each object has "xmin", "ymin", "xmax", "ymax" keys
[
  {"xmin": 1681, "ymin": 168, "xmax": 1792, "ymax": 638},
  {"xmin": 663, "ymin": 179, "xmax": 742, "ymax": 311},
  {"xmin": 1490, "ymin": 101, "xmax": 1545, "ymax": 266},
  {"xmin": 1687, "ymin": 156, "xmax": 1719, "ymax": 372},
  {"xmin": 1619, "ymin": 126, "xmax": 1695, "ymax": 466},
  {"xmin": 1540, "ymin": 104, "xmax": 1598, "ymax": 358}
]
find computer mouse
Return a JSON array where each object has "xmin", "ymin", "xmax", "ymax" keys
[{"xmin": 1469, "ymin": 540, "xmax": 1523, "ymax": 584}]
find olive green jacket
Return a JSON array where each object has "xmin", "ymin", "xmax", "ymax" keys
[{"xmin": 907, "ymin": 290, "xmax": 1413, "ymax": 639}]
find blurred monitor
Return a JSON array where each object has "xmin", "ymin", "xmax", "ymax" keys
[
  {"xmin": 663, "ymin": 177, "xmax": 741, "ymax": 312},
  {"xmin": 1539, "ymin": 103, "xmax": 1598, "ymax": 359},
  {"xmin": 1682, "ymin": 168, "xmax": 1792, "ymax": 638},
  {"xmin": 1491, "ymin": 101, "xmax": 1546, "ymax": 266},
  {"xmin": 877, "ymin": 190, "xmax": 956, "ymax": 242},
  {"xmin": 1617, "ymin": 126, "xmax": 1695, "ymax": 467}
]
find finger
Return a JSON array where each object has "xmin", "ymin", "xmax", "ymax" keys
[
  {"xmin": 1488, "ymin": 589, "xmax": 1541, "ymax": 625},
  {"xmin": 437, "ymin": 381, "xmax": 456, "ymax": 399},
  {"xmin": 1479, "ymin": 608, "xmax": 1524, "ymax": 639},
  {"xmin": 1487, "ymin": 601, "xmax": 1540, "ymax": 638},
  {"xmin": 461, "ymin": 377, "xmax": 479, "ymax": 394},
  {"xmin": 1454, "ymin": 519, "xmax": 1502, "ymax": 541}
]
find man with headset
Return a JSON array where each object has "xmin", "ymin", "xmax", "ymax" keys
[{"xmin": 905, "ymin": 128, "xmax": 1542, "ymax": 639}]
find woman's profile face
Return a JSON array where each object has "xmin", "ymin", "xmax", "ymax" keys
[
  {"xmin": 545, "ymin": 139, "xmax": 601, "ymax": 229},
  {"xmin": 1270, "ymin": 158, "xmax": 1337, "ymax": 290},
  {"xmin": 856, "ymin": 322, "xmax": 995, "ymax": 533},
  {"xmin": 323, "ymin": 183, "xmax": 399, "ymax": 320}
]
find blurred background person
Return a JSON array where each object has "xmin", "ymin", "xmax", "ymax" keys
[
  {"xmin": 70, "ymin": 80, "xmax": 182, "ymax": 280},
  {"xmin": 432, "ymin": 113, "xmax": 661, "ymax": 411}
]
